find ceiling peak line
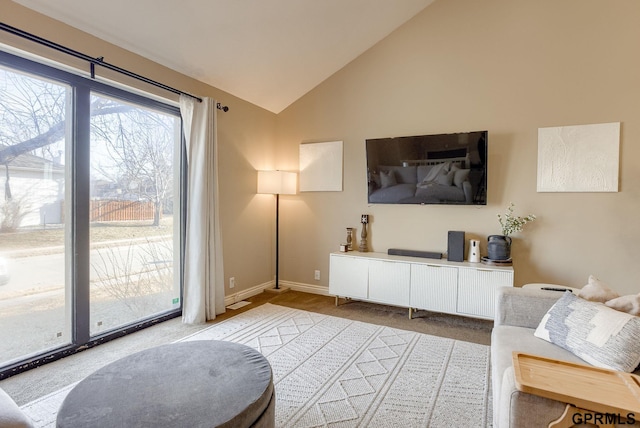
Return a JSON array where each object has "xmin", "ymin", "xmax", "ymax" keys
[{"xmin": 0, "ymin": 22, "xmax": 230, "ymax": 112}]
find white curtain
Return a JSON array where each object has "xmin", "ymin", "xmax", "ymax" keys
[{"xmin": 179, "ymin": 95, "xmax": 225, "ymax": 324}]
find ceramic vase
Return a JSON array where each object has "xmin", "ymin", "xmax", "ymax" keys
[{"xmin": 487, "ymin": 235, "xmax": 511, "ymax": 260}]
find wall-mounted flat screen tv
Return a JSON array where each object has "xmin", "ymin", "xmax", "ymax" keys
[{"xmin": 366, "ymin": 130, "xmax": 487, "ymax": 205}]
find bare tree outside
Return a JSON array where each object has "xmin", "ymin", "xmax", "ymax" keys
[
  {"xmin": 90, "ymin": 95, "xmax": 176, "ymax": 226},
  {"xmin": 0, "ymin": 71, "xmax": 133, "ymax": 170},
  {"xmin": 0, "ymin": 195, "xmax": 30, "ymax": 232},
  {"xmin": 0, "ymin": 70, "xmax": 67, "ymax": 165}
]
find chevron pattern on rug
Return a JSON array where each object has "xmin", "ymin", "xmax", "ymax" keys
[
  {"xmin": 22, "ymin": 303, "xmax": 491, "ymax": 427},
  {"xmin": 181, "ymin": 303, "xmax": 492, "ymax": 427}
]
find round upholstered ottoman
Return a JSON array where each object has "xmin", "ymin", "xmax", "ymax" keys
[{"xmin": 56, "ymin": 340, "xmax": 274, "ymax": 428}]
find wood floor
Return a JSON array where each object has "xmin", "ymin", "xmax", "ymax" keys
[{"xmin": 0, "ymin": 290, "xmax": 492, "ymax": 405}]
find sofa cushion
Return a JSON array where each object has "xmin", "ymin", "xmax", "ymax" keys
[
  {"xmin": 417, "ymin": 164, "xmax": 446, "ymax": 183},
  {"xmin": 491, "ymin": 325, "xmax": 585, "ymax": 427},
  {"xmin": 498, "ymin": 367, "xmax": 568, "ymax": 428},
  {"xmin": 368, "ymin": 183, "xmax": 417, "ymax": 203},
  {"xmin": 435, "ymin": 170, "xmax": 454, "ymax": 186},
  {"xmin": 0, "ymin": 387, "xmax": 34, "ymax": 428},
  {"xmin": 453, "ymin": 168, "xmax": 470, "ymax": 188},
  {"xmin": 380, "ymin": 170, "xmax": 396, "ymax": 188},
  {"xmin": 494, "ymin": 287, "xmax": 562, "ymax": 329},
  {"xmin": 534, "ymin": 292, "xmax": 640, "ymax": 372},
  {"xmin": 378, "ymin": 166, "xmax": 416, "ymax": 184},
  {"xmin": 606, "ymin": 293, "xmax": 640, "ymax": 316},
  {"xmin": 577, "ymin": 275, "xmax": 619, "ymax": 302}
]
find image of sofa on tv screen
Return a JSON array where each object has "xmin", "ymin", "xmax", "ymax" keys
[{"xmin": 368, "ymin": 160, "xmax": 477, "ymax": 204}]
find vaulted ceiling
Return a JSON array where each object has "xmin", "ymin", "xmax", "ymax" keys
[{"xmin": 13, "ymin": 0, "xmax": 434, "ymax": 113}]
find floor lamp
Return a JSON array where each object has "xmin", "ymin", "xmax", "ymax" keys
[{"xmin": 257, "ymin": 170, "xmax": 297, "ymax": 293}]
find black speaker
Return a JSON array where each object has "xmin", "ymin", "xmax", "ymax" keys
[
  {"xmin": 388, "ymin": 248, "xmax": 442, "ymax": 259},
  {"xmin": 447, "ymin": 231, "xmax": 465, "ymax": 262}
]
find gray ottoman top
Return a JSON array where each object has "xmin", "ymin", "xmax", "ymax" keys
[{"xmin": 57, "ymin": 340, "xmax": 273, "ymax": 428}]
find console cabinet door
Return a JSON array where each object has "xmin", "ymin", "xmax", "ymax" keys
[
  {"xmin": 456, "ymin": 268, "xmax": 514, "ymax": 319},
  {"xmin": 329, "ymin": 254, "xmax": 369, "ymax": 299},
  {"xmin": 410, "ymin": 264, "xmax": 458, "ymax": 314},
  {"xmin": 368, "ymin": 260, "xmax": 410, "ymax": 306}
]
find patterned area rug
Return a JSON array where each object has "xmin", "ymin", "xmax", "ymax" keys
[{"xmin": 21, "ymin": 303, "xmax": 492, "ymax": 427}]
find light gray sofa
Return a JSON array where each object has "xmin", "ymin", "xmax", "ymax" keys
[
  {"xmin": 491, "ymin": 286, "xmax": 640, "ymax": 428},
  {"xmin": 368, "ymin": 164, "xmax": 473, "ymax": 204}
]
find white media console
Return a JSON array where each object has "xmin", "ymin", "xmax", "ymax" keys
[{"xmin": 329, "ymin": 251, "xmax": 514, "ymax": 320}]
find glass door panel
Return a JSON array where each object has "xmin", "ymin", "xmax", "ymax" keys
[
  {"xmin": 0, "ymin": 66, "xmax": 70, "ymax": 364},
  {"xmin": 89, "ymin": 94, "xmax": 180, "ymax": 335}
]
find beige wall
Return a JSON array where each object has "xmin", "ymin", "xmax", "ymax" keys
[
  {"xmin": 277, "ymin": 0, "xmax": 640, "ymax": 295},
  {"xmin": 1, "ymin": 0, "xmax": 278, "ymax": 298},
  {"xmin": 4, "ymin": 0, "xmax": 640, "ymax": 299}
]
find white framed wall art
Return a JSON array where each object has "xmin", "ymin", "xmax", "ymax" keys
[
  {"xmin": 537, "ymin": 122, "xmax": 620, "ymax": 192},
  {"xmin": 299, "ymin": 141, "xmax": 343, "ymax": 192}
]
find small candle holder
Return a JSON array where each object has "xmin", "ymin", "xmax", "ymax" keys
[{"xmin": 346, "ymin": 228, "xmax": 353, "ymax": 251}]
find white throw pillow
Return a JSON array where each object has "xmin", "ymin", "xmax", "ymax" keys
[
  {"xmin": 534, "ymin": 292, "xmax": 640, "ymax": 372},
  {"xmin": 606, "ymin": 294, "xmax": 640, "ymax": 316},
  {"xmin": 420, "ymin": 163, "xmax": 446, "ymax": 184},
  {"xmin": 453, "ymin": 169, "xmax": 470, "ymax": 188},
  {"xmin": 380, "ymin": 170, "xmax": 397, "ymax": 188},
  {"xmin": 577, "ymin": 275, "xmax": 620, "ymax": 303},
  {"xmin": 435, "ymin": 170, "xmax": 454, "ymax": 186}
]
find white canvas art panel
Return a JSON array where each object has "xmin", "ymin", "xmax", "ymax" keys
[
  {"xmin": 299, "ymin": 141, "xmax": 343, "ymax": 192},
  {"xmin": 537, "ymin": 122, "xmax": 620, "ymax": 192}
]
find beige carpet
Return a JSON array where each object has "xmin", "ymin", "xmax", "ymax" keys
[{"xmin": 21, "ymin": 303, "xmax": 492, "ymax": 427}]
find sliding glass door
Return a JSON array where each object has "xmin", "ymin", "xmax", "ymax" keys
[{"xmin": 0, "ymin": 51, "xmax": 183, "ymax": 376}]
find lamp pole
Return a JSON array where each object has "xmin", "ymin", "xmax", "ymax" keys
[
  {"xmin": 275, "ymin": 193, "xmax": 280, "ymax": 289},
  {"xmin": 257, "ymin": 170, "xmax": 296, "ymax": 294}
]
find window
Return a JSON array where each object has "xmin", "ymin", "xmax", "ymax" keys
[{"xmin": 0, "ymin": 51, "xmax": 184, "ymax": 377}]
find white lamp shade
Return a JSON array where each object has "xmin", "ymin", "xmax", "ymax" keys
[{"xmin": 257, "ymin": 170, "xmax": 297, "ymax": 195}]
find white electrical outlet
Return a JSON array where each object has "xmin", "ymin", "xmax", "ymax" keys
[
  {"xmin": 314, "ymin": 270, "xmax": 320, "ymax": 280},
  {"xmin": 229, "ymin": 277, "xmax": 235, "ymax": 288}
]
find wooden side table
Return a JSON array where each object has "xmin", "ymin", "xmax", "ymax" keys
[{"xmin": 512, "ymin": 352, "xmax": 640, "ymax": 428}]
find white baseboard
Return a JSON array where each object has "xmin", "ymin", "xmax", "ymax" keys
[
  {"xmin": 224, "ymin": 280, "xmax": 330, "ymax": 306},
  {"xmin": 224, "ymin": 281, "xmax": 270, "ymax": 306},
  {"xmin": 279, "ymin": 280, "xmax": 331, "ymax": 296}
]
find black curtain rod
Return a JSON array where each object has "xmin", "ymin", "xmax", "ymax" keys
[{"xmin": 0, "ymin": 22, "xmax": 229, "ymax": 112}]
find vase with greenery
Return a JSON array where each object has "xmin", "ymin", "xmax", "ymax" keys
[{"xmin": 488, "ymin": 203, "xmax": 536, "ymax": 260}]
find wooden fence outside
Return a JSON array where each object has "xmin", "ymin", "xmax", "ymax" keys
[
  {"xmin": 58, "ymin": 200, "xmax": 157, "ymax": 222},
  {"xmin": 90, "ymin": 200, "xmax": 155, "ymax": 222}
]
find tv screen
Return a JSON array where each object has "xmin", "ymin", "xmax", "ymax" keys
[{"xmin": 366, "ymin": 131, "xmax": 487, "ymax": 205}]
